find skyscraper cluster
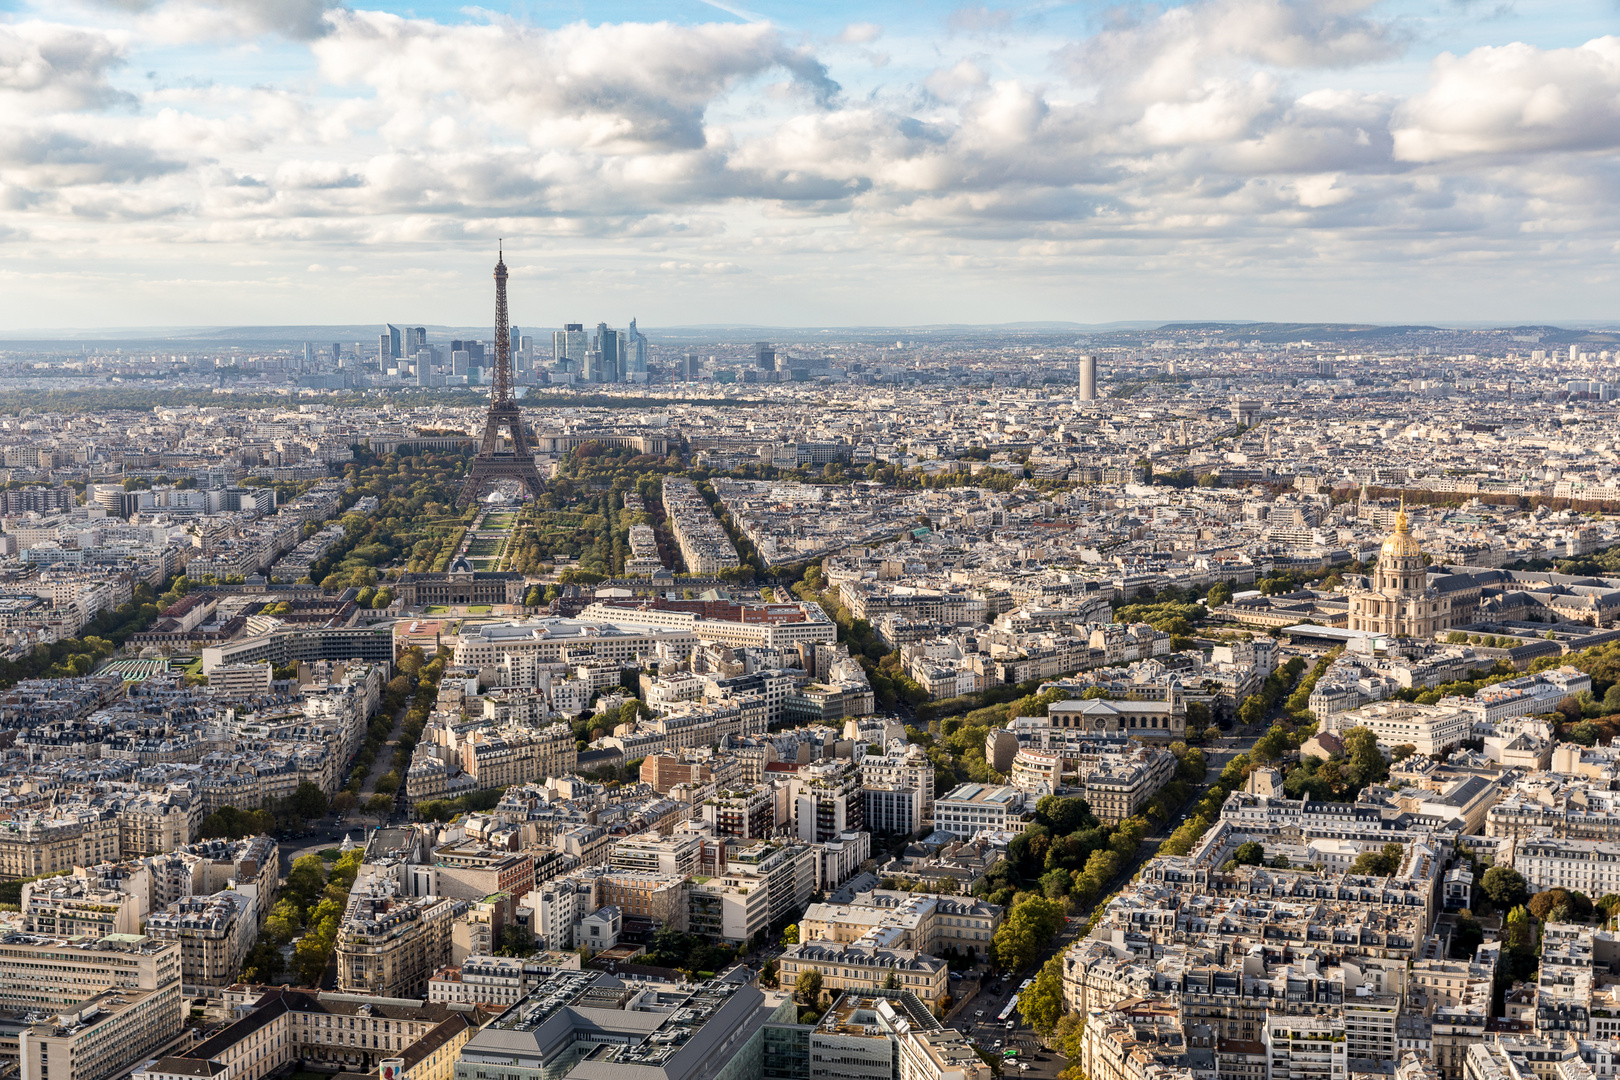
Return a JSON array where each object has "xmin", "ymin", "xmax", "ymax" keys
[
  {"xmin": 368, "ymin": 318, "xmax": 650, "ymax": 387},
  {"xmin": 550, "ymin": 319, "xmax": 648, "ymax": 384},
  {"xmin": 372, "ymin": 323, "xmax": 553, "ymax": 388}
]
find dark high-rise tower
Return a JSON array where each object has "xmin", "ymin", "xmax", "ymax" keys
[
  {"xmin": 457, "ymin": 246, "xmax": 547, "ymax": 506},
  {"xmin": 754, "ymin": 341, "xmax": 775, "ymax": 370}
]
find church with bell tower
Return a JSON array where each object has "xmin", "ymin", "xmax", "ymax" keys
[{"xmin": 1346, "ymin": 502, "xmax": 1455, "ymax": 639}]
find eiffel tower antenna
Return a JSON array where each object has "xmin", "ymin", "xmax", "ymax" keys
[{"xmin": 457, "ymin": 246, "xmax": 547, "ymax": 507}]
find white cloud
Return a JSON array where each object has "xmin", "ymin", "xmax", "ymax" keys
[
  {"xmin": 91, "ymin": 0, "xmax": 340, "ymax": 41},
  {"xmin": 5, "ymin": 0, "xmax": 1620, "ymax": 325},
  {"xmin": 838, "ymin": 22, "xmax": 883, "ymax": 44},
  {"xmin": 0, "ymin": 21, "xmax": 129, "ymax": 113},
  {"xmin": 1062, "ymin": 0, "xmax": 1406, "ymax": 105},
  {"xmin": 1393, "ymin": 36, "xmax": 1620, "ymax": 161},
  {"xmin": 313, "ymin": 12, "xmax": 838, "ymax": 154}
]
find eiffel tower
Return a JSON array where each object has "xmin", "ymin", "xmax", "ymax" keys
[{"xmin": 457, "ymin": 245, "xmax": 547, "ymax": 507}]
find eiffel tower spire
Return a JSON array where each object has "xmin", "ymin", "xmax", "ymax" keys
[{"xmin": 492, "ymin": 241, "xmax": 512, "ymax": 406}]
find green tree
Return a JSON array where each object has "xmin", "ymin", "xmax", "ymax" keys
[
  {"xmin": 1529, "ymin": 888, "xmax": 1573, "ymax": 921},
  {"xmin": 993, "ymin": 895, "xmax": 1067, "ymax": 972},
  {"xmin": 1482, "ymin": 865, "xmax": 1530, "ymax": 908},
  {"xmin": 1342, "ymin": 726, "xmax": 1388, "ymax": 789},
  {"xmin": 1450, "ymin": 916, "xmax": 1485, "ymax": 960},
  {"xmin": 1207, "ymin": 581, "xmax": 1234, "ymax": 607},
  {"xmin": 794, "ymin": 968, "xmax": 823, "ymax": 1007},
  {"xmin": 1503, "ymin": 905, "xmax": 1534, "ymax": 960},
  {"xmin": 1035, "ymin": 795, "xmax": 1096, "ymax": 835},
  {"xmin": 1232, "ymin": 842, "xmax": 1266, "ymax": 866},
  {"xmin": 291, "ymin": 781, "xmax": 328, "ymax": 822},
  {"xmin": 285, "ymin": 854, "xmax": 328, "ymax": 909},
  {"xmin": 1018, "ymin": 955, "xmax": 1066, "ymax": 1036},
  {"xmin": 496, "ymin": 924, "xmax": 536, "ymax": 956},
  {"xmin": 1349, "ymin": 842, "xmax": 1404, "ymax": 877},
  {"xmin": 1054, "ymin": 1012, "xmax": 1087, "ymax": 1079},
  {"xmin": 1250, "ymin": 725, "xmax": 1293, "ymax": 763},
  {"xmin": 781, "ymin": 923, "xmax": 800, "ymax": 946}
]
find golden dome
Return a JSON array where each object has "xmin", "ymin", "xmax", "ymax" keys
[{"xmin": 1380, "ymin": 504, "xmax": 1424, "ymax": 559}]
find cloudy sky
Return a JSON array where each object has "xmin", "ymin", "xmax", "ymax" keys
[{"xmin": 0, "ymin": 0, "xmax": 1617, "ymax": 331}]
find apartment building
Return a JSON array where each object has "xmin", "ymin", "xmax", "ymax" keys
[
  {"xmin": 1322, "ymin": 700, "xmax": 1475, "ymax": 758},
  {"xmin": 1513, "ymin": 837, "xmax": 1620, "ymax": 894},
  {"xmin": 0, "ymin": 809, "xmax": 121, "ymax": 879},
  {"xmin": 22, "ymin": 868, "xmax": 148, "ymax": 938},
  {"xmin": 118, "ymin": 792, "xmax": 204, "ymax": 858},
  {"xmin": 864, "ymin": 783, "xmax": 925, "ymax": 836},
  {"xmin": 813, "ymin": 991, "xmax": 991, "ymax": 1080},
  {"xmin": 334, "ymin": 882, "xmax": 468, "ymax": 999},
  {"xmin": 792, "ymin": 759, "xmax": 866, "ymax": 843},
  {"xmin": 801, "ymin": 889, "xmax": 1002, "ymax": 956},
  {"xmin": 724, "ymin": 841, "xmax": 817, "ymax": 929},
  {"xmin": 609, "ymin": 831, "xmax": 705, "ymax": 877},
  {"xmin": 592, "ymin": 869, "xmax": 690, "ymax": 933},
  {"xmin": 779, "ymin": 941, "xmax": 950, "ymax": 1005},
  {"xmin": 934, "ymin": 783, "xmax": 1027, "ymax": 839},
  {"xmin": 689, "ymin": 875, "xmax": 771, "ymax": 944},
  {"xmin": 209, "ymin": 661, "xmax": 274, "ymax": 698},
  {"xmin": 1003, "ymin": 731, "xmax": 1176, "ymax": 823},
  {"xmin": 145, "ymin": 890, "xmax": 257, "ymax": 996},
  {"xmin": 427, "ymin": 843, "xmax": 534, "ymax": 901},
  {"xmin": 426, "ymin": 952, "xmax": 581, "ymax": 1009},
  {"xmin": 459, "ymin": 723, "xmax": 578, "ymax": 790},
  {"xmin": 1265, "ymin": 1014, "xmax": 1349, "ymax": 1080},
  {"xmin": 452, "ymin": 618, "xmax": 697, "ymax": 667},
  {"xmin": 0, "ymin": 933, "xmax": 184, "ymax": 1080},
  {"xmin": 859, "ymin": 743, "xmax": 936, "ymax": 816},
  {"xmin": 1079, "ymin": 998, "xmax": 1191, "ymax": 1080},
  {"xmin": 663, "ymin": 476, "xmax": 740, "ymax": 573}
]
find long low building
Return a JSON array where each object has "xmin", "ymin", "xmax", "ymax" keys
[
  {"xmin": 201, "ymin": 624, "xmax": 397, "ymax": 674},
  {"xmin": 1321, "ymin": 700, "xmax": 1474, "ymax": 758},
  {"xmin": 577, "ymin": 598, "xmax": 838, "ymax": 649},
  {"xmin": 0, "ymin": 932, "xmax": 185, "ymax": 1080},
  {"xmin": 1512, "ymin": 835, "xmax": 1620, "ymax": 895},
  {"xmin": 394, "ymin": 559, "xmax": 526, "ymax": 608},
  {"xmin": 452, "ymin": 970, "xmax": 787, "ymax": 1080},
  {"xmin": 452, "ymin": 618, "xmax": 699, "ymax": 666},
  {"xmin": 138, "ymin": 986, "xmax": 473, "ymax": 1080}
]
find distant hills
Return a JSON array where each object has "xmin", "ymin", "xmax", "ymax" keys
[{"xmin": 0, "ymin": 319, "xmax": 1615, "ymax": 347}]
